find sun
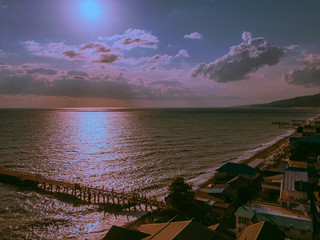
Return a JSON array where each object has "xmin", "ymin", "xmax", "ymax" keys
[{"xmin": 80, "ymin": 0, "xmax": 102, "ymax": 20}]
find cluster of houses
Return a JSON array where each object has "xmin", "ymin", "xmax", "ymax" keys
[
  {"xmin": 103, "ymin": 117, "xmax": 320, "ymax": 240},
  {"xmin": 234, "ymin": 117, "xmax": 320, "ymax": 240}
]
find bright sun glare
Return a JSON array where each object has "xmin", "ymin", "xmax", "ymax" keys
[{"xmin": 80, "ymin": 0, "xmax": 101, "ymax": 20}]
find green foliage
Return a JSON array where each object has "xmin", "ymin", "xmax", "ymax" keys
[{"xmin": 166, "ymin": 177, "xmax": 195, "ymax": 210}]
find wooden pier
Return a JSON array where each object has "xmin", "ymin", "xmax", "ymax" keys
[{"xmin": 0, "ymin": 168, "xmax": 166, "ymax": 211}]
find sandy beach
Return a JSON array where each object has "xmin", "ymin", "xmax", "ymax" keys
[{"xmin": 198, "ymin": 130, "xmax": 294, "ymax": 188}]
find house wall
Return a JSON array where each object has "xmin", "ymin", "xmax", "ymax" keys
[
  {"xmin": 235, "ymin": 215, "xmax": 252, "ymax": 235},
  {"xmin": 287, "ymin": 190, "xmax": 308, "ymax": 201},
  {"xmin": 262, "ymin": 183, "xmax": 281, "ymax": 190}
]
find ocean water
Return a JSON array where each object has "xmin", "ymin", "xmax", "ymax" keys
[{"xmin": 0, "ymin": 107, "xmax": 319, "ymax": 239}]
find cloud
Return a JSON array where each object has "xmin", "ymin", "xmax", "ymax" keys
[
  {"xmin": 99, "ymin": 29, "xmax": 159, "ymax": 50},
  {"xmin": 0, "ymin": 65, "xmax": 136, "ymax": 99},
  {"xmin": 23, "ymin": 40, "xmax": 119, "ymax": 63},
  {"xmin": 176, "ymin": 49, "xmax": 190, "ymax": 58},
  {"xmin": 26, "ymin": 68, "xmax": 57, "ymax": 75},
  {"xmin": 121, "ymin": 38, "xmax": 148, "ymax": 45},
  {"xmin": 184, "ymin": 32, "xmax": 203, "ymax": 39},
  {"xmin": 93, "ymin": 54, "xmax": 119, "ymax": 63},
  {"xmin": 284, "ymin": 54, "xmax": 320, "ymax": 87},
  {"xmin": 0, "ymin": 76, "xmax": 136, "ymax": 99},
  {"xmin": 23, "ymin": 41, "xmax": 85, "ymax": 60},
  {"xmin": 62, "ymin": 50, "xmax": 84, "ymax": 59},
  {"xmin": 192, "ymin": 31, "xmax": 284, "ymax": 82},
  {"xmin": 79, "ymin": 43, "xmax": 111, "ymax": 53},
  {"xmin": 135, "ymin": 54, "xmax": 173, "ymax": 70},
  {"xmin": 150, "ymin": 80, "xmax": 183, "ymax": 87},
  {"xmin": 67, "ymin": 70, "xmax": 89, "ymax": 77},
  {"xmin": 0, "ymin": 62, "xmax": 196, "ymax": 101}
]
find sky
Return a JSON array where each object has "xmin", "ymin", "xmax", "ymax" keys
[{"xmin": 1, "ymin": 0, "xmax": 320, "ymax": 108}]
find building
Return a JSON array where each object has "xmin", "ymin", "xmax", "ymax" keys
[
  {"xmin": 262, "ymin": 174, "xmax": 282, "ymax": 192},
  {"xmin": 237, "ymin": 221, "xmax": 285, "ymax": 240},
  {"xmin": 137, "ymin": 220, "xmax": 224, "ymax": 240},
  {"xmin": 235, "ymin": 202, "xmax": 313, "ymax": 240},
  {"xmin": 215, "ymin": 162, "xmax": 259, "ymax": 181},
  {"xmin": 194, "ymin": 188, "xmax": 230, "ymax": 215},
  {"xmin": 103, "ymin": 225, "xmax": 150, "ymax": 240},
  {"xmin": 104, "ymin": 220, "xmax": 227, "ymax": 240},
  {"xmin": 280, "ymin": 167, "xmax": 310, "ymax": 214},
  {"xmin": 227, "ymin": 175, "xmax": 249, "ymax": 189},
  {"xmin": 208, "ymin": 184, "xmax": 238, "ymax": 202},
  {"xmin": 290, "ymin": 136, "xmax": 320, "ymax": 163}
]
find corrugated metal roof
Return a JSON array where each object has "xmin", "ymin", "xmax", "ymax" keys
[
  {"xmin": 284, "ymin": 167, "xmax": 308, "ymax": 191},
  {"xmin": 235, "ymin": 205, "xmax": 313, "ymax": 231}
]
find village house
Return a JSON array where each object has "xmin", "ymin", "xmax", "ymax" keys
[
  {"xmin": 215, "ymin": 162, "xmax": 259, "ymax": 181},
  {"xmin": 280, "ymin": 167, "xmax": 310, "ymax": 214},
  {"xmin": 235, "ymin": 202, "xmax": 313, "ymax": 240},
  {"xmin": 194, "ymin": 187, "xmax": 230, "ymax": 215}
]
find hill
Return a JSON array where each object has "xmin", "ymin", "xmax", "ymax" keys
[{"xmin": 252, "ymin": 93, "xmax": 320, "ymax": 108}]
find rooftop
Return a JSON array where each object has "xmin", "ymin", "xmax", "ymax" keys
[
  {"xmin": 208, "ymin": 184, "xmax": 229, "ymax": 194},
  {"xmin": 103, "ymin": 225, "xmax": 150, "ymax": 240},
  {"xmin": 137, "ymin": 220, "xmax": 218, "ymax": 240},
  {"xmin": 283, "ymin": 167, "xmax": 308, "ymax": 192},
  {"xmin": 235, "ymin": 202, "xmax": 312, "ymax": 231},
  {"xmin": 195, "ymin": 188, "xmax": 225, "ymax": 202},
  {"xmin": 216, "ymin": 162, "xmax": 257, "ymax": 176},
  {"xmin": 237, "ymin": 221, "xmax": 285, "ymax": 240}
]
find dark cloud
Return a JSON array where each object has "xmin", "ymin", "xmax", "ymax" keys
[
  {"xmin": 26, "ymin": 68, "xmax": 57, "ymax": 75},
  {"xmin": 0, "ymin": 76, "xmax": 49, "ymax": 95},
  {"xmin": 192, "ymin": 32, "xmax": 284, "ymax": 82},
  {"xmin": 152, "ymin": 55, "xmax": 161, "ymax": 60},
  {"xmin": 0, "ymin": 75, "xmax": 135, "ymax": 99},
  {"xmin": 62, "ymin": 50, "xmax": 83, "ymax": 59},
  {"xmin": 67, "ymin": 70, "xmax": 89, "ymax": 77},
  {"xmin": 121, "ymin": 37, "xmax": 148, "ymax": 45},
  {"xmin": 94, "ymin": 54, "xmax": 119, "ymax": 63},
  {"xmin": 150, "ymin": 80, "xmax": 183, "ymax": 87},
  {"xmin": 285, "ymin": 55, "xmax": 320, "ymax": 87},
  {"xmin": 79, "ymin": 43, "xmax": 111, "ymax": 53},
  {"xmin": 99, "ymin": 29, "xmax": 159, "ymax": 49},
  {"xmin": 0, "ymin": 65, "xmax": 195, "ymax": 101}
]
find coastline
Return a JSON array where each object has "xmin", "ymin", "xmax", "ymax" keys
[
  {"xmin": 76, "ymin": 112, "xmax": 320, "ymax": 239},
  {"xmin": 198, "ymin": 112, "xmax": 320, "ymax": 188},
  {"xmin": 197, "ymin": 130, "xmax": 293, "ymax": 188}
]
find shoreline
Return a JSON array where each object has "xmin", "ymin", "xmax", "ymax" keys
[
  {"xmin": 79, "ymin": 113, "xmax": 320, "ymax": 238},
  {"xmin": 198, "ymin": 113, "xmax": 320, "ymax": 189},
  {"xmin": 197, "ymin": 130, "xmax": 293, "ymax": 188}
]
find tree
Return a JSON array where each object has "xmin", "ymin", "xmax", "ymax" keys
[{"xmin": 166, "ymin": 177, "xmax": 195, "ymax": 210}]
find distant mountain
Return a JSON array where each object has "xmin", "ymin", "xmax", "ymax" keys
[{"xmin": 252, "ymin": 93, "xmax": 320, "ymax": 108}]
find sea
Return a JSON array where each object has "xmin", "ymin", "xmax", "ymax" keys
[{"xmin": 0, "ymin": 107, "xmax": 319, "ymax": 239}]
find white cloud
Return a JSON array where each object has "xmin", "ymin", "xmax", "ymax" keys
[{"xmin": 184, "ymin": 32, "xmax": 203, "ymax": 39}]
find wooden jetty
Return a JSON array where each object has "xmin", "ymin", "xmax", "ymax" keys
[{"xmin": 0, "ymin": 168, "xmax": 166, "ymax": 211}]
